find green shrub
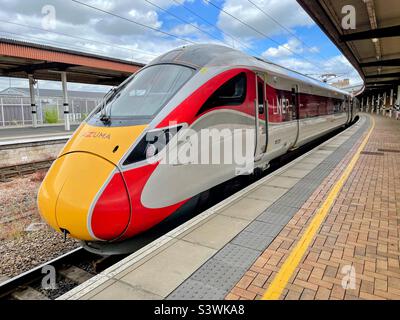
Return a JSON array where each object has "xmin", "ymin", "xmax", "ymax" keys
[{"xmin": 44, "ymin": 108, "xmax": 59, "ymax": 124}]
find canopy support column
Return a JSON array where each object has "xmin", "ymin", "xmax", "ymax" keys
[
  {"xmin": 28, "ymin": 74, "xmax": 37, "ymax": 128},
  {"xmin": 61, "ymin": 72, "xmax": 70, "ymax": 131}
]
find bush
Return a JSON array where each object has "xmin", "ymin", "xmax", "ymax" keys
[{"xmin": 44, "ymin": 108, "xmax": 59, "ymax": 124}]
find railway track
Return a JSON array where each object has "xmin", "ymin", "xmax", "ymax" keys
[
  {"xmin": 0, "ymin": 247, "xmax": 125, "ymax": 300},
  {"xmin": 0, "ymin": 159, "xmax": 54, "ymax": 182}
]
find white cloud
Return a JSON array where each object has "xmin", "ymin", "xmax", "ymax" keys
[
  {"xmin": 216, "ymin": 0, "xmax": 314, "ymax": 41},
  {"xmin": 128, "ymin": 9, "xmax": 162, "ymax": 29},
  {"xmin": 273, "ymin": 55, "xmax": 362, "ymax": 85},
  {"xmin": 0, "ymin": 0, "xmax": 361, "ymax": 91},
  {"xmin": 262, "ymin": 38, "xmax": 303, "ymax": 58},
  {"xmin": 169, "ymin": 22, "xmax": 205, "ymax": 37},
  {"xmin": 0, "ymin": 0, "xmax": 194, "ymax": 60},
  {"xmin": 0, "ymin": 0, "xmax": 198, "ymax": 91}
]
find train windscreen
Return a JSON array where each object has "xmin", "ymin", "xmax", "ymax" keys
[{"xmin": 90, "ymin": 64, "xmax": 194, "ymax": 125}]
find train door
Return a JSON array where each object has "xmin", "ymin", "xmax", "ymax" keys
[
  {"xmin": 255, "ymin": 73, "xmax": 268, "ymax": 161},
  {"xmin": 345, "ymin": 96, "xmax": 351, "ymax": 124},
  {"xmin": 291, "ymin": 85, "xmax": 300, "ymax": 147},
  {"xmin": 350, "ymin": 97, "xmax": 354, "ymax": 123}
]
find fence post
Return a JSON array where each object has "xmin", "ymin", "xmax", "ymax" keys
[
  {"xmin": 21, "ymin": 97, "xmax": 25, "ymax": 126},
  {"xmin": 1, "ymin": 97, "xmax": 4, "ymax": 126},
  {"xmin": 71, "ymin": 99, "xmax": 75, "ymax": 123},
  {"xmin": 56, "ymin": 99, "xmax": 60, "ymax": 123}
]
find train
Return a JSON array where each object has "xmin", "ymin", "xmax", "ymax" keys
[{"xmin": 37, "ymin": 44, "xmax": 359, "ymax": 251}]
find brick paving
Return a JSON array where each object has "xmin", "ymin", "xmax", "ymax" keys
[{"xmin": 226, "ymin": 114, "xmax": 400, "ymax": 300}]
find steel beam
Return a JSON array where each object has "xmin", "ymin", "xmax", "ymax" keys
[
  {"xmin": 365, "ymin": 72, "xmax": 400, "ymax": 79},
  {"xmin": 5, "ymin": 62, "xmax": 75, "ymax": 74},
  {"xmin": 360, "ymin": 59, "xmax": 400, "ymax": 68},
  {"xmin": 340, "ymin": 25, "xmax": 400, "ymax": 42}
]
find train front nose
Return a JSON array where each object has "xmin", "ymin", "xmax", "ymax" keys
[{"xmin": 38, "ymin": 152, "xmax": 131, "ymax": 241}]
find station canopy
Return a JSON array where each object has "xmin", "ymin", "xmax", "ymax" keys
[
  {"xmin": 297, "ymin": 0, "xmax": 400, "ymax": 93},
  {"xmin": 0, "ymin": 38, "xmax": 144, "ymax": 86}
]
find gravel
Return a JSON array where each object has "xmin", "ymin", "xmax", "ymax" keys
[
  {"xmin": 0, "ymin": 228, "xmax": 80, "ymax": 279},
  {"xmin": 0, "ymin": 173, "xmax": 80, "ymax": 280},
  {"xmin": 33, "ymin": 276, "xmax": 78, "ymax": 300}
]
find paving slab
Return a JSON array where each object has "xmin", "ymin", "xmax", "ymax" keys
[
  {"xmin": 90, "ymin": 280, "xmax": 162, "ymax": 300},
  {"xmin": 182, "ymin": 215, "xmax": 250, "ymax": 249},
  {"xmin": 263, "ymin": 176, "xmax": 300, "ymax": 189},
  {"xmin": 246, "ymin": 185, "xmax": 288, "ymax": 202},
  {"xmin": 219, "ymin": 197, "xmax": 272, "ymax": 221},
  {"xmin": 279, "ymin": 168, "xmax": 312, "ymax": 179},
  {"xmin": 118, "ymin": 240, "xmax": 216, "ymax": 297}
]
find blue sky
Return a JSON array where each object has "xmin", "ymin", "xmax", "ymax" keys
[{"xmin": 0, "ymin": 0, "xmax": 362, "ymax": 91}]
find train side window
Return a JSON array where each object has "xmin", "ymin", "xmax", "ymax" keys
[
  {"xmin": 257, "ymin": 81, "xmax": 264, "ymax": 105},
  {"xmin": 197, "ymin": 72, "xmax": 247, "ymax": 115}
]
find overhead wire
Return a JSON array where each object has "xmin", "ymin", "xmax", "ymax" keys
[
  {"xmin": 206, "ymin": 0, "xmax": 322, "ymax": 69},
  {"xmin": 246, "ymin": 0, "xmax": 357, "ymax": 81},
  {"xmin": 143, "ymin": 0, "xmax": 225, "ymax": 45},
  {"xmin": 170, "ymin": 0, "xmax": 262, "ymax": 57},
  {"xmin": 71, "ymin": 0, "xmax": 197, "ymax": 45},
  {"xmin": 0, "ymin": 19, "xmax": 158, "ymax": 59},
  {"xmin": 246, "ymin": 0, "xmax": 327, "ymax": 60}
]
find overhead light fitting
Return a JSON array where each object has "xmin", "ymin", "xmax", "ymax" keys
[{"xmin": 372, "ymin": 38, "xmax": 379, "ymax": 43}]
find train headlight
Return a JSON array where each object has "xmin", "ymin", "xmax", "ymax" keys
[{"xmin": 123, "ymin": 125, "xmax": 183, "ymax": 165}]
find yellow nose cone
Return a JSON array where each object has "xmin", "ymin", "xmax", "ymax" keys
[
  {"xmin": 38, "ymin": 122, "xmax": 147, "ymax": 240},
  {"xmin": 38, "ymin": 152, "xmax": 116, "ymax": 240}
]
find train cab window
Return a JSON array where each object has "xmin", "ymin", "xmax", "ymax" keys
[
  {"xmin": 91, "ymin": 64, "xmax": 194, "ymax": 122},
  {"xmin": 197, "ymin": 72, "xmax": 247, "ymax": 115}
]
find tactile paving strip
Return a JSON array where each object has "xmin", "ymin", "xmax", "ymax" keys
[{"xmin": 167, "ymin": 117, "xmax": 370, "ymax": 300}]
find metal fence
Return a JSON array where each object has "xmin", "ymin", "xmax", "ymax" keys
[{"xmin": 0, "ymin": 96, "xmax": 102, "ymax": 126}]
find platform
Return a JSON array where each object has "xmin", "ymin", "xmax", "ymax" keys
[
  {"xmin": 59, "ymin": 114, "xmax": 399, "ymax": 300},
  {"xmin": 0, "ymin": 125, "xmax": 78, "ymax": 146}
]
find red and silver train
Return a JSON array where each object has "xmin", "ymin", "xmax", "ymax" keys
[{"xmin": 38, "ymin": 44, "xmax": 358, "ymax": 248}]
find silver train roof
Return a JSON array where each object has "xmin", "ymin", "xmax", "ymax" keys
[{"xmin": 147, "ymin": 44, "xmax": 350, "ymax": 97}]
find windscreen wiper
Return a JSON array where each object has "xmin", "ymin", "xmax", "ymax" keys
[
  {"xmin": 99, "ymin": 82, "xmax": 128, "ymax": 124},
  {"xmin": 99, "ymin": 87, "xmax": 116, "ymax": 124}
]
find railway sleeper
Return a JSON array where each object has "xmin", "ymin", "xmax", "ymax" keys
[
  {"xmin": 11, "ymin": 286, "xmax": 50, "ymax": 300},
  {"xmin": 58, "ymin": 266, "xmax": 92, "ymax": 284}
]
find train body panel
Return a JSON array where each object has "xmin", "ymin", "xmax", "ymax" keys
[{"xmin": 37, "ymin": 44, "xmax": 356, "ymax": 244}]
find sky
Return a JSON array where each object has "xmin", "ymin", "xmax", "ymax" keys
[{"xmin": 0, "ymin": 0, "xmax": 363, "ymax": 92}]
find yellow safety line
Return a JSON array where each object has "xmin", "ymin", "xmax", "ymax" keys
[{"xmin": 262, "ymin": 116, "xmax": 375, "ymax": 300}]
